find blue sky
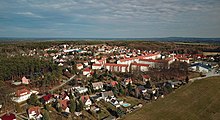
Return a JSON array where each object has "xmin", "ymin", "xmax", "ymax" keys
[{"xmin": 0, "ymin": 0, "xmax": 220, "ymax": 38}]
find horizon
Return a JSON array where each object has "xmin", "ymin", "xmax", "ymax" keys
[{"xmin": 0, "ymin": 0, "xmax": 220, "ymax": 38}]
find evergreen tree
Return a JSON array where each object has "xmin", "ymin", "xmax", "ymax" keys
[
  {"xmin": 42, "ymin": 109, "xmax": 50, "ymax": 120},
  {"xmin": 70, "ymin": 99, "xmax": 76, "ymax": 113},
  {"xmin": 27, "ymin": 93, "xmax": 40, "ymax": 106}
]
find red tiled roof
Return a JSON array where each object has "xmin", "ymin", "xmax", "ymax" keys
[
  {"xmin": 83, "ymin": 68, "xmax": 91, "ymax": 72},
  {"xmin": 119, "ymin": 58, "xmax": 134, "ymax": 62},
  {"xmin": 177, "ymin": 57, "xmax": 189, "ymax": 60},
  {"xmin": 43, "ymin": 94, "xmax": 52, "ymax": 102},
  {"xmin": 59, "ymin": 99, "xmax": 68, "ymax": 110},
  {"xmin": 139, "ymin": 59, "xmax": 159, "ymax": 62},
  {"xmin": 1, "ymin": 113, "xmax": 16, "ymax": 120},
  {"xmin": 28, "ymin": 106, "xmax": 41, "ymax": 115},
  {"xmin": 111, "ymin": 81, "xmax": 118, "ymax": 87},
  {"xmin": 165, "ymin": 57, "xmax": 174, "ymax": 61},
  {"xmin": 92, "ymin": 64, "xmax": 102, "ymax": 66},
  {"xmin": 104, "ymin": 63, "xmax": 128, "ymax": 67},
  {"xmin": 131, "ymin": 63, "xmax": 150, "ymax": 67},
  {"xmin": 81, "ymin": 95, "xmax": 90, "ymax": 103},
  {"xmin": 16, "ymin": 87, "xmax": 30, "ymax": 97}
]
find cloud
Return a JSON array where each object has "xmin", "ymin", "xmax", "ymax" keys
[
  {"xmin": 0, "ymin": 0, "xmax": 220, "ymax": 37},
  {"xmin": 19, "ymin": 0, "xmax": 215, "ymax": 23},
  {"xmin": 15, "ymin": 12, "xmax": 44, "ymax": 18}
]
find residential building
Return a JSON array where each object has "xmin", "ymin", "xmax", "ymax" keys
[
  {"xmin": 92, "ymin": 82, "xmax": 104, "ymax": 90},
  {"xmin": 104, "ymin": 63, "xmax": 129, "ymax": 72},
  {"xmin": 28, "ymin": 106, "xmax": 43, "ymax": 120}
]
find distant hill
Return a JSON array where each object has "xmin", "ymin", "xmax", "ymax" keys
[
  {"xmin": 0, "ymin": 37, "xmax": 220, "ymax": 43},
  {"xmin": 122, "ymin": 76, "xmax": 220, "ymax": 120}
]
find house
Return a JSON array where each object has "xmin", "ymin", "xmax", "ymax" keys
[
  {"xmin": 74, "ymin": 87, "xmax": 88, "ymax": 94},
  {"xmin": 137, "ymin": 85, "xmax": 147, "ymax": 93},
  {"xmin": 140, "ymin": 59, "xmax": 168, "ymax": 69},
  {"xmin": 175, "ymin": 57, "xmax": 190, "ymax": 63},
  {"xmin": 83, "ymin": 68, "xmax": 91, "ymax": 76},
  {"xmin": 12, "ymin": 87, "xmax": 38, "ymax": 103},
  {"xmin": 92, "ymin": 82, "xmax": 104, "ymax": 90},
  {"xmin": 104, "ymin": 63, "xmax": 129, "ymax": 72},
  {"xmin": 130, "ymin": 63, "xmax": 149, "ymax": 72},
  {"xmin": 92, "ymin": 64, "xmax": 102, "ymax": 70},
  {"xmin": 165, "ymin": 57, "xmax": 175, "ymax": 65},
  {"xmin": 81, "ymin": 95, "xmax": 92, "ymax": 110},
  {"xmin": 28, "ymin": 106, "xmax": 43, "ymax": 120},
  {"xmin": 102, "ymin": 91, "xmax": 114, "ymax": 102},
  {"xmin": 137, "ymin": 52, "xmax": 161, "ymax": 60},
  {"xmin": 189, "ymin": 63, "xmax": 211, "ymax": 73},
  {"xmin": 110, "ymin": 81, "xmax": 118, "ymax": 87},
  {"xmin": 21, "ymin": 76, "xmax": 30, "ymax": 84},
  {"xmin": 42, "ymin": 94, "xmax": 53, "ymax": 104},
  {"xmin": 59, "ymin": 99, "xmax": 70, "ymax": 113},
  {"xmin": 58, "ymin": 63, "xmax": 64, "ymax": 66},
  {"xmin": 95, "ymin": 58, "xmax": 106, "ymax": 65},
  {"xmin": 0, "ymin": 113, "xmax": 16, "ymax": 120},
  {"xmin": 83, "ymin": 61, "xmax": 89, "ymax": 66},
  {"xmin": 90, "ymin": 94, "xmax": 102, "ymax": 102},
  {"xmin": 117, "ymin": 58, "xmax": 135, "ymax": 65},
  {"xmin": 110, "ymin": 98, "xmax": 120, "ymax": 108},
  {"xmin": 76, "ymin": 63, "xmax": 83, "ymax": 70}
]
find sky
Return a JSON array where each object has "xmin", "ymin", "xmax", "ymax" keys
[{"xmin": 0, "ymin": 0, "xmax": 220, "ymax": 38}]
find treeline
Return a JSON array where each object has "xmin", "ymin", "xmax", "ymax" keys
[{"xmin": 0, "ymin": 56, "xmax": 60, "ymax": 81}]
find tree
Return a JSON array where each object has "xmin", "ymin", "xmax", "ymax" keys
[
  {"xmin": 42, "ymin": 109, "xmax": 50, "ymax": 120},
  {"xmin": 185, "ymin": 76, "xmax": 189, "ymax": 83},
  {"xmin": 27, "ymin": 94, "xmax": 40, "ymax": 106},
  {"xmin": 70, "ymin": 99, "xmax": 76, "ymax": 113},
  {"xmin": 127, "ymin": 82, "xmax": 133, "ymax": 95},
  {"xmin": 15, "ymin": 103, "xmax": 22, "ymax": 113},
  {"xmin": 76, "ymin": 100, "xmax": 84, "ymax": 112}
]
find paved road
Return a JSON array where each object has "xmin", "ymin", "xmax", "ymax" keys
[{"xmin": 189, "ymin": 70, "xmax": 220, "ymax": 82}]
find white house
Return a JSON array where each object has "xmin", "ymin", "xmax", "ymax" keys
[
  {"xmin": 74, "ymin": 87, "xmax": 88, "ymax": 94},
  {"xmin": 81, "ymin": 95, "xmax": 92, "ymax": 110},
  {"xmin": 12, "ymin": 88, "xmax": 38, "ymax": 103},
  {"xmin": 77, "ymin": 63, "xmax": 84, "ymax": 70},
  {"xmin": 130, "ymin": 63, "xmax": 149, "ymax": 72},
  {"xmin": 92, "ymin": 64, "xmax": 102, "ymax": 70},
  {"xmin": 92, "ymin": 82, "xmax": 104, "ymax": 90},
  {"xmin": 189, "ymin": 63, "xmax": 211, "ymax": 73},
  {"xmin": 102, "ymin": 91, "xmax": 114, "ymax": 102},
  {"xmin": 104, "ymin": 63, "xmax": 129, "ymax": 72},
  {"xmin": 83, "ymin": 68, "xmax": 91, "ymax": 76}
]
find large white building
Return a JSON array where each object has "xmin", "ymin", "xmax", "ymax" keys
[{"xmin": 12, "ymin": 88, "xmax": 38, "ymax": 103}]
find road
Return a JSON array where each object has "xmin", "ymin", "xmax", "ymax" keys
[
  {"xmin": 49, "ymin": 75, "xmax": 76, "ymax": 92},
  {"xmin": 189, "ymin": 69, "xmax": 220, "ymax": 82}
]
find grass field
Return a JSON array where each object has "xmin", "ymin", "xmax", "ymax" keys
[{"xmin": 122, "ymin": 76, "xmax": 220, "ymax": 120}]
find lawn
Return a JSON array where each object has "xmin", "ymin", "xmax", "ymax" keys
[
  {"xmin": 122, "ymin": 76, "xmax": 220, "ymax": 120},
  {"xmin": 118, "ymin": 96, "xmax": 143, "ymax": 106}
]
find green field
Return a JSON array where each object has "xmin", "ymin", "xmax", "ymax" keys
[{"xmin": 122, "ymin": 76, "xmax": 220, "ymax": 120}]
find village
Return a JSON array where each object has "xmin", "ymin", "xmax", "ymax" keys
[{"xmin": 0, "ymin": 43, "xmax": 220, "ymax": 120}]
